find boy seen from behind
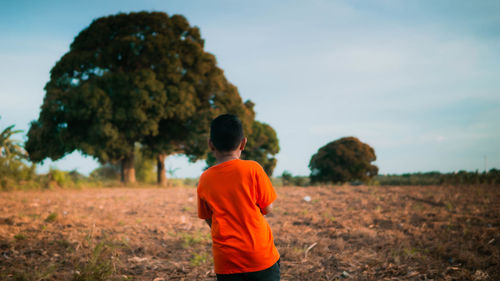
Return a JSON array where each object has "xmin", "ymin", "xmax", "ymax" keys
[{"xmin": 197, "ymin": 114, "xmax": 280, "ymax": 281}]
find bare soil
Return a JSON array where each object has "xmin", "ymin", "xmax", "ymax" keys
[{"xmin": 0, "ymin": 185, "xmax": 499, "ymax": 280}]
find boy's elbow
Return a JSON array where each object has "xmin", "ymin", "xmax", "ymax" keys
[{"xmin": 263, "ymin": 203, "xmax": 273, "ymax": 215}]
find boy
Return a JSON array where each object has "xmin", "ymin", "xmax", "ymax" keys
[{"xmin": 197, "ymin": 114, "xmax": 280, "ymax": 281}]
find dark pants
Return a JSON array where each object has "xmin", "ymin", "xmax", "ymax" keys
[{"xmin": 216, "ymin": 260, "xmax": 280, "ymax": 281}]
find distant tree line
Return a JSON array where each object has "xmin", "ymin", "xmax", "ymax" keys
[
  {"xmin": 278, "ymin": 169, "xmax": 500, "ymax": 187},
  {"xmin": 375, "ymin": 170, "xmax": 500, "ymax": 186}
]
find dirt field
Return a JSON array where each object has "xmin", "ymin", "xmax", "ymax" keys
[{"xmin": 0, "ymin": 185, "xmax": 499, "ymax": 280}]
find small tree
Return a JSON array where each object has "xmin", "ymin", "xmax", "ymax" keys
[
  {"xmin": 309, "ymin": 136, "xmax": 378, "ymax": 184},
  {"xmin": 0, "ymin": 119, "xmax": 36, "ymax": 188},
  {"xmin": 1, "ymin": 124, "xmax": 25, "ymax": 160},
  {"xmin": 281, "ymin": 170, "xmax": 292, "ymax": 186}
]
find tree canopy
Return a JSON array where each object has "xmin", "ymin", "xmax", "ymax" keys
[
  {"xmin": 309, "ymin": 136, "xmax": 378, "ymax": 184},
  {"xmin": 25, "ymin": 11, "xmax": 258, "ymax": 183}
]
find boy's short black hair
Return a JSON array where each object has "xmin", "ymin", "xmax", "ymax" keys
[{"xmin": 210, "ymin": 114, "xmax": 244, "ymax": 152}]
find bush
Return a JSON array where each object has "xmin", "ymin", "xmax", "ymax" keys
[
  {"xmin": 280, "ymin": 171, "xmax": 310, "ymax": 187},
  {"xmin": 49, "ymin": 168, "xmax": 70, "ymax": 187},
  {"xmin": 89, "ymin": 165, "xmax": 120, "ymax": 181},
  {"xmin": 68, "ymin": 169, "xmax": 86, "ymax": 182},
  {"xmin": 309, "ymin": 136, "xmax": 378, "ymax": 184}
]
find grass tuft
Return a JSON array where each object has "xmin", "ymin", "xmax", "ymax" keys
[
  {"xmin": 14, "ymin": 233, "xmax": 26, "ymax": 241},
  {"xmin": 72, "ymin": 240, "xmax": 116, "ymax": 281},
  {"xmin": 9, "ymin": 263, "xmax": 56, "ymax": 281},
  {"xmin": 190, "ymin": 252, "xmax": 210, "ymax": 266},
  {"xmin": 45, "ymin": 212, "xmax": 58, "ymax": 223}
]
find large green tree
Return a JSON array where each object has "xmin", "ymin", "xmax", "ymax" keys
[
  {"xmin": 26, "ymin": 11, "xmax": 253, "ymax": 183},
  {"xmin": 309, "ymin": 136, "xmax": 378, "ymax": 184}
]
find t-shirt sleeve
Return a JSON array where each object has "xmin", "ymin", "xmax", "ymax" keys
[
  {"xmin": 197, "ymin": 179, "xmax": 212, "ymax": 220},
  {"xmin": 254, "ymin": 163, "xmax": 277, "ymax": 209}
]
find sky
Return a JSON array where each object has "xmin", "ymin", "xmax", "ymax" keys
[{"xmin": 1, "ymin": 0, "xmax": 499, "ymax": 177}]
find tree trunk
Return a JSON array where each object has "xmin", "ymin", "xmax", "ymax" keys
[
  {"xmin": 157, "ymin": 153, "xmax": 167, "ymax": 187},
  {"xmin": 121, "ymin": 153, "xmax": 136, "ymax": 184}
]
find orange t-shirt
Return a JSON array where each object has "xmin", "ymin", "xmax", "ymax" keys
[{"xmin": 197, "ymin": 159, "xmax": 280, "ymax": 274}]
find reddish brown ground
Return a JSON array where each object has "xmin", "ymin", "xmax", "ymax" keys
[{"xmin": 0, "ymin": 185, "xmax": 499, "ymax": 280}]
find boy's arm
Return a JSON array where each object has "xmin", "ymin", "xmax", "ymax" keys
[
  {"xmin": 197, "ymin": 179, "xmax": 213, "ymax": 226},
  {"xmin": 261, "ymin": 203, "xmax": 273, "ymax": 215},
  {"xmin": 254, "ymin": 163, "xmax": 277, "ymax": 216}
]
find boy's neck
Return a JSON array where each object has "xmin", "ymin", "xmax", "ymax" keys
[
  {"xmin": 210, "ymin": 138, "xmax": 246, "ymax": 165},
  {"xmin": 214, "ymin": 150, "xmax": 241, "ymax": 165}
]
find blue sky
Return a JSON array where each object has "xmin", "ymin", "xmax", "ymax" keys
[{"xmin": 1, "ymin": 0, "xmax": 499, "ymax": 177}]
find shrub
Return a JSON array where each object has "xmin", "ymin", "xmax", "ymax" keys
[
  {"xmin": 89, "ymin": 165, "xmax": 120, "ymax": 181},
  {"xmin": 280, "ymin": 171, "xmax": 310, "ymax": 187},
  {"xmin": 49, "ymin": 168, "xmax": 70, "ymax": 187},
  {"xmin": 309, "ymin": 136, "xmax": 378, "ymax": 184}
]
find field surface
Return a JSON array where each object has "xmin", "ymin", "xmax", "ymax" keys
[{"xmin": 0, "ymin": 185, "xmax": 499, "ymax": 280}]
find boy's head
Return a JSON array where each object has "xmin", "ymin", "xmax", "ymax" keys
[{"xmin": 210, "ymin": 114, "xmax": 244, "ymax": 152}]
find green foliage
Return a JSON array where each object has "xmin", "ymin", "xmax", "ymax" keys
[
  {"xmin": 25, "ymin": 12, "xmax": 259, "ymax": 183},
  {"xmin": 45, "ymin": 212, "xmax": 58, "ymax": 223},
  {"xmin": 49, "ymin": 168, "xmax": 70, "ymax": 187},
  {"xmin": 0, "ymin": 159, "xmax": 37, "ymax": 190},
  {"xmin": 25, "ymin": 12, "xmax": 177, "ymax": 179},
  {"xmin": 309, "ymin": 136, "xmax": 378, "ymax": 184},
  {"xmin": 375, "ymin": 172, "xmax": 442, "ymax": 186},
  {"xmin": 42, "ymin": 168, "xmax": 87, "ymax": 189},
  {"xmin": 7, "ymin": 263, "xmax": 56, "ymax": 281},
  {"xmin": 89, "ymin": 164, "xmax": 120, "ymax": 181},
  {"xmin": 14, "ymin": 233, "xmax": 26, "ymax": 241},
  {"xmin": 441, "ymin": 169, "xmax": 500, "ymax": 185},
  {"xmin": 241, "ymin": 121, "xmax": 280, "ymax": 176},
  {"xmin": 0, "ymin": 119, "xmax": 37, "ymax": 190},
  {"xmin": 281, "ymin": 170, "xmax": 292, "ymax": 185},
  {"xmin": 182, "ymin": 177, "xmax": 198, "ymax": 187},
  {"xmin": 190, "ymin": 252, "xmax": 210, "ymax": 266},
  {"xmin": 291, "ymin": 176, "xmax": 310, "ymax": 187},
  {"xmin": 134, "ymin": 144, "xmax": 155, "ymax": 183},
  {"xmin": 375, "ymin": 169, "xmax": 500, "ymax": 186},
  {"xmin": 68, "ymin": 169, "xmax": 86, "ymax": 182},
  {"xmin": 281, "ymin": 170, "xmax": 310, "ymax": 186},
  {"xmin": 181, "ymin": 233, "xmax": 204, "ymax": 248},
  {"xmin": 1, "ymin": 122, "xmax": 25, "ymax": 160}
]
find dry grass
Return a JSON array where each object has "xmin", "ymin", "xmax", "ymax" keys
[{"xmin": 0, "ymin": 185, "xmax": 498, "ymax": 280}]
